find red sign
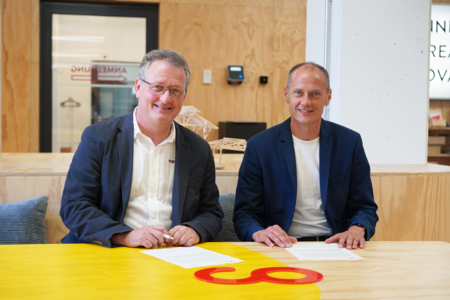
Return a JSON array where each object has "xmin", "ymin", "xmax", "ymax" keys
[
  {"xmin": 70, "ymin": 65, "xmax": 129, "ymax": 83},
  {"xmin": 70, "ymin": 74, "xmax": 127, "ymax": 83},
  {"xmin": 194, "ymin": 267, "xmax": 323, "ymax": 285}
]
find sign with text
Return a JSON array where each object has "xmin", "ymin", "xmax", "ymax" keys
[
  {"xmin": 430, "ymin": 4, "xmax": 450, "ymax": 99},
  {"xmin": 60, "ymin": 62, "xmax": 139, "ymax": 85}
]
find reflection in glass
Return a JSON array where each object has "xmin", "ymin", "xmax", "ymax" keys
[
  {"xmin": 52, "ymin": 14, "xmax": 145, "ymax": 153},
  {"xmin": 92, "ymin": 86, "xmax": 138, "ymax": 124}
]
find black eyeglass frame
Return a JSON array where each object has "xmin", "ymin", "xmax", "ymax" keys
[{"xmin": 140, "ymin": 78, "xmax": 187, "ymax": 100}]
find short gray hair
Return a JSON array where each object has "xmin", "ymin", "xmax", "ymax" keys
[
  {"xmin": 286, "ymin": 62, "xmax": 330, "ymax": 91},
  {"xmin": 139, "ymin": 49, "xmax": 191, "ymax": 89}
]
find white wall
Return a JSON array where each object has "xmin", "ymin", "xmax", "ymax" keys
[
  {"xmin": 308, "ymin": 0, "xmax": 431, "ymax": 164},
  {"xmin": 306, "ymin": 0, "xmax": 327, "ymax": 66}
]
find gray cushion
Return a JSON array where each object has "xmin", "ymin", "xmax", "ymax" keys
[
  {"xmin": 0, "ymin": 196, "xmax": 48, "ymax": 244},
  {"xmin": 214, "ymin": 193, "xmax": 240, "ymax": 242}
]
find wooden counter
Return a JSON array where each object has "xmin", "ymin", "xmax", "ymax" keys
[
  {"xmin": 4, "ymin": 152, "xmax": 449, "ymax": 176},
  {"xmin": 238, "ymin": 241, "xmax": 450, "ymax": 300},
  {"xmin": 216, "ymin": 153, "xmax": 450, "ymax": 175},
  {"xmin": 0, "ymin": 153, "xmax": 73, "ymax": 175},
  {"xmin": 1, "ymin": 153, "xmax": 450, "ymax": 244}
]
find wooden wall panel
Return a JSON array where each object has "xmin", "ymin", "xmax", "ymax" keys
[
  {"xmin": 370, "ymin": 175, "xmax": 381, "ymax": 211},
  {"xmin": 372, "ymin": 174, "xmax": 450, "ymax": 242},
  {"xmin": 159, "ymin": 1, "xmax": 303, "ymax": 140},
  {"xmin": 2, "ymin": 0, "xmax": 304, "ymax": 149},
  {"xmin": 0, "ymin": 176, "xmax": 36, "ymax": 203},
  {"xmin": 216, "ymin": 174, "xmax": 238, "ymax": 195},
  {"xmin": 159, "ymin": 3, "xmax": 273, "ymax": 141},
  {"xmin": 271, "ymin": 6, "xmax": 306, "ymax": 126},
  {"xmin": 370, "ymin": 176, "xmax": 382, "ymax": 240},
  {"xmin": 1, "ymin": 0, "xmax": 33, "ymax": 152},
  {"xmin": 110, "ymin": 0, "xmax": 305, "ymax": 9}
]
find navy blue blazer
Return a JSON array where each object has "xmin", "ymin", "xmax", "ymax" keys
[
  {"xmin": 60, "ymin": 112, "xmax": 223, "ymax": 248},
  {"xmin": 233, "ymin": 118, "xmax": 378, "ymax": 241}
]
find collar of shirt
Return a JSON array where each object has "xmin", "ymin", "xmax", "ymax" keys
[{"xmin": 132, "ymin": 107, "xmax": 176, "ymax": 147}]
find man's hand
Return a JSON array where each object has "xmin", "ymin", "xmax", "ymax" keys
[
  {"xmin": 325, "ymin": 225, "xmax": 365, "ymax": 249},
  {"xmin": 167, "ymin": 225, "xmax": 200, "ymax": 247},
  {"xmin": 252, "ymin": 225, "xmax": 297, "ymax": 248},
  {"xmin": 111, "ymin": 225, "xmax": 169, "ymax": 248}
]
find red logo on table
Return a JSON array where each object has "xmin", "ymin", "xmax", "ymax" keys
[{"xmin": 194, "ymin": 267, "xmax": 323, "ymax": 285}]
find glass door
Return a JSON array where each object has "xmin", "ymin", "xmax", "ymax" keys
[{"xmin": 40, "ymin": 2, "xmax": 158, "ymax": 152}]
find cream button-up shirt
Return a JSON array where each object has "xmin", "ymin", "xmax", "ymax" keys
[{"xmin": 122, "ymin": 108, "xmax": 176, "ymax": 231}]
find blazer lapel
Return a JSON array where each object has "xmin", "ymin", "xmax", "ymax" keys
[
  {"xmin": 280, "ymin": 118, "xmax": 297, "ymax": 193},
  {"xmin": 319, "ymin": 119, "xmax": 332, "ymax": 209},
  {"xmin": 117, "ymin": 112, "xmax": 134, "ymax": 221},
  {"xmin": 172, "ymin": 123, "xmax": 190, "ymax": 226}
]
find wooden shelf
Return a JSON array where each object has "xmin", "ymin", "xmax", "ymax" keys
[
  {"xmin": 429, "ymin": 127, "xmax": 450, "ymax": 131},
  {"xmin": 428, "ymin": 153, "xmax": 450, "ymax": 157}
]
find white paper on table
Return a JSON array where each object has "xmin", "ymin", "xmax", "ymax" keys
[
  {"xmin": 140, "ymin": 246, "xmax": 244, "ymax": 268},
  {"xmin": 285, "ymin": 243, "xmax": 364, "ymax": 260}
]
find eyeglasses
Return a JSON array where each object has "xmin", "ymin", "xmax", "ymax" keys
[{"xmin": 140, "ymin": 78, "xmax": 187, "ymax": 100}]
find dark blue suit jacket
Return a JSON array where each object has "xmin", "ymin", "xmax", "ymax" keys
[
  {"xmin": 233, "ymin": 118, "xmax": 378, "ymax": 241},
  {"xmin": 60, "ymin": 112, "xmax": 223, "ymax": 248}
]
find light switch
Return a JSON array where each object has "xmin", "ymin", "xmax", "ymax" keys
[{"xmin": 203, "ymin": 70, "xmax": 212, "ymax": 84}]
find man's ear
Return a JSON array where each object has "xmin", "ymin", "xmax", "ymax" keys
[
  {"xmin": 283, "ymin": 86, "xmax": 289, "ymax": 103},
  {"xmin": 326, "ymin": 89, "xmax": 332, "ymax": 106},
  {"xmin": 134, "ymin": 78, "xmax": 141, "ymax": 98}
]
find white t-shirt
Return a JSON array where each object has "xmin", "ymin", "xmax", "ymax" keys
[
  {"xmin": 122, "ymin": 108, "xmax": 176, "ymax": 231},
  {"xmin": 287, "ymin": 135, "xmax": 332, "ymax": 238}
]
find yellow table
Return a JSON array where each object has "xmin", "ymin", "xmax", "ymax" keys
[{"xmin": 1, "ymin": 241, "xmax": 449, "ymax": 300}]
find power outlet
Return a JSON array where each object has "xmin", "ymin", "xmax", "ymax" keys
[{"xmin": 203, "ymin": 70, "xmax": 212, "ymax": 84}]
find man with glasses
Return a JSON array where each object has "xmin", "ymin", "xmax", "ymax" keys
[{"xmin": 60, "ymin": 49, "xmax": 223, "ymax": 248}]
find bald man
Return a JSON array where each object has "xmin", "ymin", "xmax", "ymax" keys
[{"xmin": 233, "ymin": 62, "xmax": 378, "ymax": 250}]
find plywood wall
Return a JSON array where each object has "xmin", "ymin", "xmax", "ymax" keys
[
  {"xmin": 371, "ymin": 173, "xmax": 450, "ymax": 242},
  {"xmin": 1, "ymin": 0, "xmax": 39, "ymax": 152},
  {"xmin": 1, "ymin": 0, "xmax": 306, "ymax": 151}
]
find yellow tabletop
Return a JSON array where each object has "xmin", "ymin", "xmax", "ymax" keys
[{"xmin": 1, "ymin": 241, "xmax": 449, "ymax": 300}]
